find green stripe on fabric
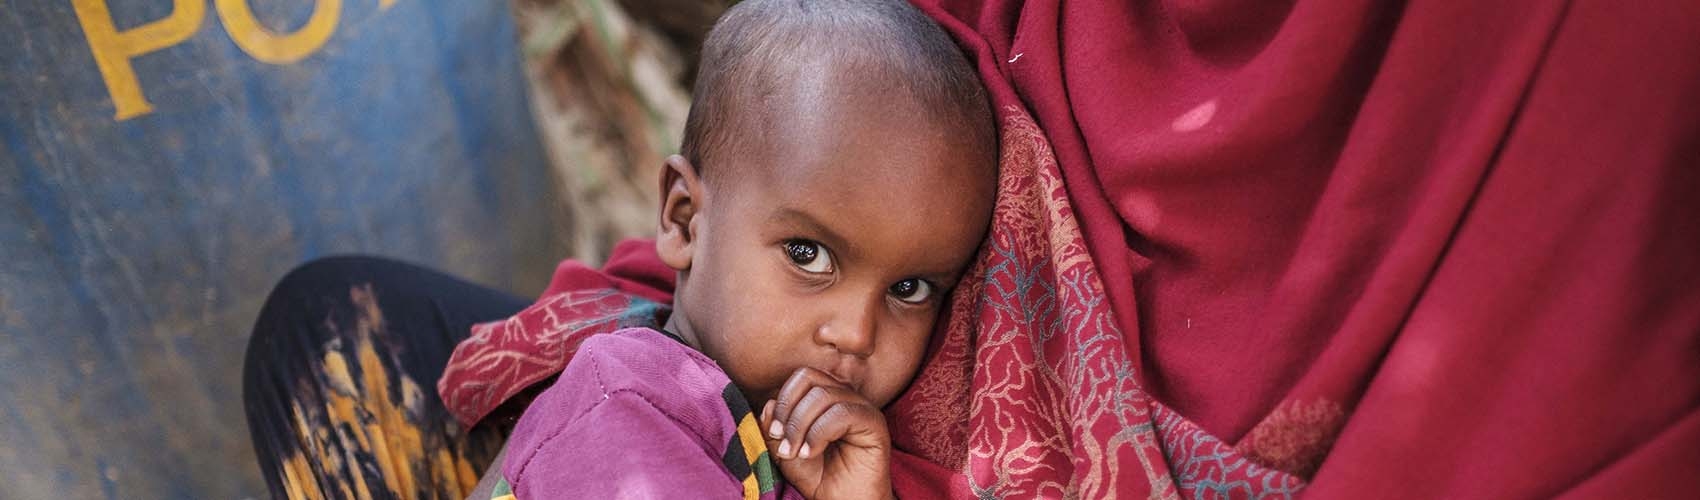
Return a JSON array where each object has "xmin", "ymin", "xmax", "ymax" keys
[
  {"xmin": 720, "ymin": 373, "xmax": 782, "ymax": 496},
  {"xmin": 754, "ymin": 451, "xmax": 778, "ymax": 493}
]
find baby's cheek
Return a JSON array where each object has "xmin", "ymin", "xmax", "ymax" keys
[
  {"xmin": 871, "ymin": 347, "xmax": 929, "ymax": 405},
  {"xmin": 723, "ymin": 350, "xmax": 788, "ymax": 402},
  {"xmin": 863, "ymin": 366, "xmax": 905, "ymax": 407}
]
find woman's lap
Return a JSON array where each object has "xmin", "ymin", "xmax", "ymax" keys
[{"xmin": 243, "ymin": 256, "xmax": 528, "ymax": 499}]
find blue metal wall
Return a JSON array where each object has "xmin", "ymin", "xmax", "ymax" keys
[{"xmin": 0, "ymin": 1, "xmax": 559, "ymax": 497}]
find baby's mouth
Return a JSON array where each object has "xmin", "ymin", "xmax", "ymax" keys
[{"xmin": 823, "ymin": 366, "xmax": 865, "ymax": 393}]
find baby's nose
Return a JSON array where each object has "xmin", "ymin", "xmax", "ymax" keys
[{"xmin": 817, "ymin": 298, "xmax": 878, "ymax": 357}]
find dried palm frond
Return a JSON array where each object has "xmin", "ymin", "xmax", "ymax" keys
[{"xmin": 514, "ymin": 0, "xmax": 727, "ymax": 263}]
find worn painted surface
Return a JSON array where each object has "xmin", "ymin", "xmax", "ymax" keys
[
  {"xmin": 0, "ymin": 0, "xmax": 560, "ymax": 498},
  {"xmin": 266, "ymin": 283, "xmax": 504, "ymax": 500}
]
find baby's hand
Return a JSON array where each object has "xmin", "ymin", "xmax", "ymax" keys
[{"xmin": 761, "ymin": 367, "xmax": 895, "ymax": 500}]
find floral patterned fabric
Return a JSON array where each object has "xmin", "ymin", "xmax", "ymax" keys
[{"xmin": 440, "ymin": 0, "xmax": 1700, "ymax": 498}]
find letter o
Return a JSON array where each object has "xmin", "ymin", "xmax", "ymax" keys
[{"xmin": 215, "ymin": 0, "xmax": 341, "ymax": 64}]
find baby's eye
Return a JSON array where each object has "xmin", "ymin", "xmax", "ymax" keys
[
  {"xmin": 784, "ymin": 240, "xmax": 833, "ymax": 274},
  {"xmin": 889, "ymin": 278, "xmax": 933, "ymax": 304}
]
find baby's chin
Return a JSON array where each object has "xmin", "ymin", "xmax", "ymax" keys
[{"xmin": 722, "ymin": 370, "xmax": 779, "ymax": 407}]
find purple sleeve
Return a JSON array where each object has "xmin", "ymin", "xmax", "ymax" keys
[{"xmin": 504, "ymin": 390, "xmax": 743, "ymax": 499}]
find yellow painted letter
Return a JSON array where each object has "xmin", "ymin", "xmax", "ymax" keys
[
  {"xmin": 216, "ymin": 0, "xmax": 341, "ymax": 64},
  {"xmin": 71, "ymin": 0, "xmax": 206, "ymax": 120}
]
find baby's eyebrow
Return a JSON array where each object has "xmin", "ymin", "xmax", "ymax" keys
[
  {"xmin": 768, "ymin": 207, "xmax": 855, "ymax": 259},
  {"xmin": 920, "ymin": 267, "xmax": 966, "ymax": 288}
]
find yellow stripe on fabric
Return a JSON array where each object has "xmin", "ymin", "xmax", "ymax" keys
[
  {"xmin": 743, "ymin": 473, "xmax": 761, "ymax": 500},
  {"xmin": 736, "ymin": 413, "xmax": 768, "ymax": 499},
  {"xmin": 736, "ymin": 414, "xmax": 767, "ymax": 468}
]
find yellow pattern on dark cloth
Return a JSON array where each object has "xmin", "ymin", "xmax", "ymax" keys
[
  {"xmin": 273, "ymin": 284, "xmax": 501, "ymax": 499},
  {"xmin": 732, "ymin": 411, "xmax": 769, "ymax": 499},
  {"xmin": 717, "ymin": 381, "xmax": 779, "ymax": 499}
]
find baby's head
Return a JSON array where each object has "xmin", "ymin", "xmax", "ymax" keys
[{"xmin": 655, "ymin": 0, "xmax": 996, "ymax": 408}]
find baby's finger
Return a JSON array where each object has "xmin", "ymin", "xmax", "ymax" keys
[
  {"xmin": 800, "ymin": 400, "xmax": 885, "ymax": 459},
  {"xmin": 781, "ymin": 384, "xmax": 858, "ymax": 459},
  {"xmin": 766, "ymin": 368, "xmax": 841, "ymax": 441},
  {"xmin": 760, "ymin": 420, "xmax": 822, "ymax": 496},
  {"xmin": 761, "ymin": 399, "xmax": 775, "ymax": 434}
]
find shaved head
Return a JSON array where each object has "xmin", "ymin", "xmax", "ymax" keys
[{"xmin": 679, "ymin": 0, "xmax": 994, "ymax": 183}]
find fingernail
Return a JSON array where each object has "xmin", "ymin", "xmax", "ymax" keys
[
  {"xmin": 762, "ymin": 400, "xmax": 775, "ymax": 421},
  {"xmin": 798, "ymin": 442, "xmax": 811, "ymax": 459},
  {"xmin": 777, "ymin": 439, "xmax": 791, "ymax": 457},
  {"xmin": 768, "ymin": 420, "xmax": 783, "ymax": 439}
]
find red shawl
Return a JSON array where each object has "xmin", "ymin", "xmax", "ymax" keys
[{"xmin": 442, "ymin": 0, "xmax": 1700, "ymax": 497}]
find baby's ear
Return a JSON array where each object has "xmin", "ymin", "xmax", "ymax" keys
[{"xmin": 656, "ymin": 154, "xmax": 703, "ymax": 271}]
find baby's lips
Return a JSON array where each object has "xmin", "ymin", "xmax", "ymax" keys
[{"xmin": 820, "ymin": 365, "xmax": 865, "ymax": 393}]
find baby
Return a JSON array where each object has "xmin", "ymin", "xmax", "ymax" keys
[{"xmin": 483, "ymin": 0, "xmax": 995, "ymax": 498}]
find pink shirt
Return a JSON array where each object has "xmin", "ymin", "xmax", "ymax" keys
[{"xmin": 501, "ymin": 328, "xmax": 801, "ymax": 499}]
